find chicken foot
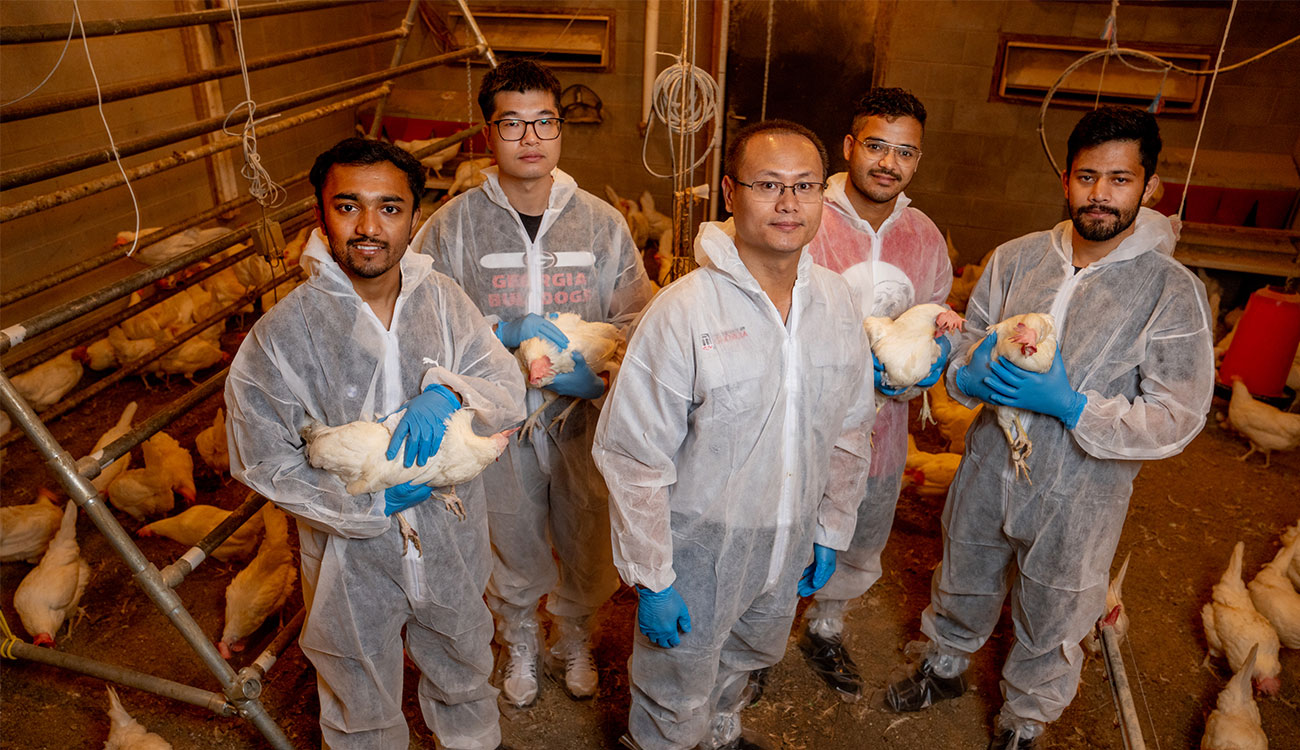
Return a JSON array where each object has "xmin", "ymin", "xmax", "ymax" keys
[
  {"xmin": 433, "ymin": 486, "xmax": 467, "ymax": 521},
  {"xmin": 1008, "ymin": 413, "xmax": 1034, "ymax": 482},
  {"xmin": 394, "ymin": 512, "xmax": 422, "ymax": 557},
  {"xmin": 918, "ymin": 390, "xmax": 935, "ymax": 427},
  {"xmin": 519, "ymin": 392, "xmax": 561, "ymax": 442},
  {"xmin": 1236, "ymin": 442, "xmax": 1271, "ymax": 468}
]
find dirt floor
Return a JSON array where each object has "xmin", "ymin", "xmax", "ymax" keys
[{"xmin": 2, "ymin": 353, "xmax": 1298, "ymax": 750}]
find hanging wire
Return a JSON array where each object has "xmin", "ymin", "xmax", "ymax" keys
[
  {"xmin": 222, "ymin": 0, "xmax": 286, "ymax": 207},
  {"xmin": 1177, "ymin": 0, "xmax": 1238, "ymax": 220},
  {"xmin": 1, "ymin": 12, "xmax": 75, "ymax": 106},
  {"xmin": 760, "ymin": 0, "xmax": 774, "ymax": 121}
]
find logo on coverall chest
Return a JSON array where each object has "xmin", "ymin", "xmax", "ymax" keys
[{"xmin": 700, "ymin": 327, "xmax": 748, "ymax": 351}]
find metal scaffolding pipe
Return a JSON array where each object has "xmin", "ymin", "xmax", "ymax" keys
[
  {"xmin": 368, "ymin": 0, "xmax": 423, "ymax": 139},
  {"xmin": 162, "ymin": 492, "xmax": 271, "ymax": 588},
  {"xmin": 0, "ymin": 170, "xmax": 311, "ymax": 306},
  {"xmin": 1100, "ymin": 625, "xmax": 1147, "ymax": 750},
  {"xmin": 0, "ymin": 371, "xmax": 294, "ymax": 750},
  {"xmin": 241, "ymin": 608, "xmax": 306, "ymax": 684},
  {"xmin": 0, "ymin": 193, "xmax": 315, "ymax": 356},
  {"xmin": 453, "ymin": 0, "xmax": 498, "ymax": 68},
  {"xmin": 0, "ymin": 0, "xmax": 364, "ymax": 44},
  {"xmin": 3, "ymin": 640, "xmax": 236, "ymax": 716},
  {"xmin": 1, "ymin": 45, "xmax": 479, "ymax": 192},
  {"xmin": 0, "ymin": 30, "xmax": 404, "ymax": 123},
  {"xmin": 0, "ymin": 86, "xmax": 389, "ymax": 222}
]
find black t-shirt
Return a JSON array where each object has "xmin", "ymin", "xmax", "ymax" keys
[{"xmin": 519, "ymin": 212, "xmax": 543, "ymax": 241}]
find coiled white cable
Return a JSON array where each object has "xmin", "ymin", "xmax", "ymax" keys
[{"xmin": 641, "ymin": 52, "xmax": 720, "ymax": 179}]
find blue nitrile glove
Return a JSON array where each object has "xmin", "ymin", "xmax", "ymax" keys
[
  {"xmin": 548, "ymin": 351, "xmax": 605, "ymax": 399},
  {"xmin": 916, "ymin": 335, "xmax": 953, "ymax": 389},
  {"xmin": 798, "ymin": 544, "xmax": 837, "ymax": 597},
  {"xmin": 496, "ymin": 313, "xmax": 569, "ymax": 350},
  {"xmin": 636, "ymin": 585, "xmax": 692, "ymax": 648},
  {"xmin": 953, "ymin": 333, "xmax": 1000, "ymax": 404},
  {"xmin": 385, "ymin": 384, "xmax": 461, "ymax": 468},
  {"xmin": 986, "ymin": 347, "xmax": 1088, "ymax": 429},
  {"xmin": 384, "ymin": 481, "xmax": 432, "ymax": 516},
  {"xmin": 872, "ymin": 351, "xmax": 908, "ymax": 397}
]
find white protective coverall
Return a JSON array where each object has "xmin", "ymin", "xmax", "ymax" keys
[
  {"xmin": 805, "ymin": 176, "xmax": 953, "ymax": 624},
  {"xmin": 412, "ymin": 167, "xmax": 654, "ymax": 646},
  {"xmin": 924, "ymin": 208, "xmax": 1213, "ymax": 728},
  {"xmin": 592, "ymin": 221, "xmax": 876, "ymax": 749},
  {"xmin": 227, "ymin": 232, "xmax": 526, "ymax": 750}
]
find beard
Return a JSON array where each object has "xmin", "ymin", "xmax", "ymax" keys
[
  {"xmin": 851, "ymin": 166, "xmax": 908, "ymax": 205},
  {"xmin": 327, "ymin": 234, "xmax": 401, "ymax": 279},
  {"xmin": 1071, "ymin": 201, "xmax": 1139, "ymax": 242}
]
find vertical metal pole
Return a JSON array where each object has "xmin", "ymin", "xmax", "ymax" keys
[
  {"xmin": 0, "ymin": 372, "xmax": 295, "ymax": 750},
  {"xmin": 367, "ymin": 0, "xmax": 422, "ymax": 139},
  {"xmin": 1100, "ymin": 627, "xmax": 1147, "ymax": 750}
]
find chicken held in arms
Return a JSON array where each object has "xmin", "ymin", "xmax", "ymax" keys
[
  {"xmin": 864, "ymin": 302, "xmax": 964, "ymax": 424},
  {"xmin": 979, "ymin": 312, "xmax": 1058, "ymax": 480},
  {"xmin": 514, "ymin": 311, "xmax": 624, "ymax": 433}
]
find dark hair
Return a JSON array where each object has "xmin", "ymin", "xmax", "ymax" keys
[
  {"xmin": 477, "ymin": 59, "xmax": 562, "ymax": 121},
  {"xmin": 850, "ymin": 87, "xmax": 927, "ymax": 134},
  {"xmin": 1066, "ymin": 106, "xmax": 1162, "ymax": 182},
  {"xmin": 309, "ymin": 138, "xmax": 425, "ymax": 207},
  {"xmin": 725, "ymin": 120, "xmax": 829, "ymax": 182}
]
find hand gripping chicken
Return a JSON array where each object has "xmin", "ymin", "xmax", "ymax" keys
[
  {"xmin": 511, "ymin": 312, "xmax": 624, "ymax": 435},
  {"xmin": 864, "ymin": 303, "xmax": 965, "ymax": 424}
]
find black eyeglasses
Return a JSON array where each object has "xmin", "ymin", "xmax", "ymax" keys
[
  {"xmin": 490, "ymin": 118, "xmax": 565, "ymax": 141},
  {"xmin": 732, "ymin": 179, "xmax": 827, "ymax": 203}
]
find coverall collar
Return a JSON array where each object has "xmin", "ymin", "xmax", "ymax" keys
[
  {"xmin": 300, "ymin": 227, "xmax": 434, "ymax": 300},
  {"xmin": 478, "ymin": 166, "xmax": 578, "ymax": 220},
  {"xmin": 693, "ymin": 219, "xmax": 814, "ymax": 302},
  {"xmin": 1051, "ymin": 207, "xmax": 1177, "ymax": 269},
  {"xmin": 824, "ymin": 171, "xmax": 912, "ymax": 235}
]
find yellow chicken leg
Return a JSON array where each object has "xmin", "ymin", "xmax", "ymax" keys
[
  {"xmin": 1008, "ymin": 413, "xmax": 1034, "ymax": 482},
  {"xmin": 394, "ymin": 511, "xmax": 422, "ymax": 557},
  {"xmin": 433, "ymin": 486, "xmax": 467, "ymax": 521}
]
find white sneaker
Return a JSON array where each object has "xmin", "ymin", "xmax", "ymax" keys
[
  {"xmin": 548, "ymin": 637, "xmax": 598, "ymax": 699},
  {"xmin": 502, "ymin": 641, "xmax": 539, "ymax": 707}
]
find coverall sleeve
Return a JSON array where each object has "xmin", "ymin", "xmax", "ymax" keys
[
  {"xmin": 816, "ymin": 324, "xmax": 876, "ymax": 550},
  {"xmin": 591, "ymin": 302, "xmax": 693, "ymax": 592},
  {"xmin": 1071, "ymin": 275, "xmax": 1214, "ymax": 460},
  {"xmin": 604, "ymin": 216, "xmax": 656, "ymax": 329},
  {"xmin": 226, "ymin": 330, "xmax": 389, "ymax": 539},
  {"xmin": 420, "ymin": 279, "xmax": 527, "ymax": 433}
]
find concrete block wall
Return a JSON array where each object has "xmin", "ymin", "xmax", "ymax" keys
[{"xmin": 876, "ymin": 0, "xmax": 1300, "ymax": 265}]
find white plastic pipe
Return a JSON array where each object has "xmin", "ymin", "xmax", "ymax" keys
[
  {"xmin": 640, "ymin": 0, "xmax": 661, "ymax": 131},
  {"xmin": 708, "ymin": 0, "xmax": 729, "ymax": 220}
]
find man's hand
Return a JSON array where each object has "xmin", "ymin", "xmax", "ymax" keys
[
  {"xmin": 872, "ymin": 351, "xmax": 908, "ymax": 397},
  {"xmin": 954, "ymin": 333, "xmax": 1000, "ymax": 404},
  {"xmin": 548, "ymin": 351, "xmax": 605, "ymax": 399},
  {"xmin": 384, "ymin": 481, "xmax": 432, "ymax": 516},
  {"xmin": 385, "ymin": 384, "xmax": 461, "ymax": 467},
  {"xmin": 496, "ymin": 313, "xmax": 569, "ymax": 350},
  {"xmin": 916, "ymin": 335, "xmax": 953, "ymax": 389},
  {"xmin": 636, "ymin": 585, "xmax": 692, "ymax": 648},
  {"xmin": 986, "ymin": 348, "xmax": 1087, "ymax": 429},
  {"xmin": 798, "ymin": 544, "xmax": 837, "ymax": 597}
]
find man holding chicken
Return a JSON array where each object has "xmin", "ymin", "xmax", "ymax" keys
[
  {"xmin": 794, "ymin": 87, "xmax": 955, "ymax": 701},
  {"xmin": 887, "ymin": 107, "xmax": 1214, "ymax": 749},
  {"xmin": 593, "ymin": 120, "xmax": 875, "ymax": 750},
  {"xmin": 413, "ymin": 59, "xmax": 654, "ymax": 707}
]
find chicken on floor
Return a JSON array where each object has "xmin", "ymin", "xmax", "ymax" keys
[
  {"xmin": 1202, "ymin": 542, "xmax": 1282, "ymax": 695},
  {"xmin": 13, "ymin": 501, "xmax": 90, "ymax": 646},
  {"xmin": 1228, "ymin": 376, "xmax": 1300, "ymax": 468},
  {"xmin": 104, "ymin": 687, "xmax": 173, "ymax": 750},
  {"xmin": 1200, "ymin": 645, "xmax": 1268, "ymax": 750},
  {"xmin": 1247, "ymin": 536, "xmax": 1300, "ymax": 649},
  {"xmin": 218, "ymin": 507, "xmax": 297, "ymax": 659},
  {"xmin": 0, "ymin": 489, "xmax": 63, "ymax": 563}
]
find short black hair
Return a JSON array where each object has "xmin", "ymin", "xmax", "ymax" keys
[
  {"xmin": 725, "ymin": 120, "xmax": 829, "ymax": 182},
  {"xmin": 477, "ymin": 59, "xmax": 562, "ymax": 121},
  {"xmin": 309, "ymin": 137, "xmax": 425, "ymax": 207},
  {"xmin": 1066, "ymin": 106, "xmax": 1162, "ymax": 182},
  {"xmin": 850, "ymin": 87, "xmax": 927, "ymax": 134}
]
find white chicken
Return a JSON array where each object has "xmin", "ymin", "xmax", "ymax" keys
[
  {"xmin": 13, "ymin": 501, "xmax": 90, "ymax": 646},
  {"xmin": 902, "ymin": 435, "xmax": 962, "ymax": 498},
  {"xmin": 141, "ymin": 431, "xmax": 196, "ymax": 504},
  {"xmin": 395, "ymin": 137, "xmax": 461, "ymax": 175},
  {"xmin": 118, "ymin": 226, "xmax": 231, "ymax": 267},
  {"xmin": 639, "ymin": 190, "xmax": 673, "ymax": 239},
  {"xmin": 605, "ymin": 185, "xmax": 651, "ymax": 248},
  {"xmin": 233, "ymin": 253, "xmax": 273, "ymax": 291},
  {"xmin": 864, "ymin": 303, "xmax": 965, "ymax": 424},
  {"xmin": 149, "ymin": 336, "xmax": 226, "ymax": 380},
  {"xmin": 1228, "ymin": 376, "xmax": 1300, "ymax": 468},
  {"xmin": 1200, "ymin": 645, "xmax": 1268, "ymax": 750},
  {"xmin": 1247, "ymin": 536, "xmax": 1300, "ymax": 649},
  {"xmin": 1282, "ymin": 523, "xmax": 1300, "ymax": 591},
  {"xmin": 89, "ymin": 402, "xmax": 138, "ymax": 494},
  {"xmin": 980, "ymin": 312, "xmax": 1058, "ymax": 481},
  {"xmin": 195, "ymin": 407, "xmax": 229, "ymax": 474},
  {"xmin": 107, "ymin": 326, "xmax": 157, "ymax": 367},
  {"xmin": 138, "ymin": 503, "xmax": 264, "ymax": 562},
  {"xmin": 71, "ymin": 337, "xmax": 117, "ymax": 371},
  {"xmin": 1083, "ymin": 552, "xmax": 1131, "ymax": 656},
  {"xmin": 0, "ymin": 489, "xmax": 63, "ymax": 563},
  {"xmin": 302, "ymin": 409, "xmax": 513, "ymax": 523},
  {"xmin": 446, "ymin": 157, "xmax": 493, "ymax": 197},
  {"xmin": 104, "ymin": 686, "xmax": 173, "ymax": 750},
  {"xmin": 218, "ymin": 506, "xmax": 297, "ymax": 659},
  {"xmin": 1202, "ymin": 542, "xmax": 1282, "ymax": 695},
  {"xmin": 514, "ymin": 312, "xmax": 624, "ymax": 433},
  {"xmin": 107, "ymin": 466, "xmax": 175, "ymax": 522},
  {"xmin": 929, "ymin": 379, "xmax": 981, "ymax": 454},
  {"xmin": 11, "ymin": 350, "xmax": 83, "ymax": 411}
]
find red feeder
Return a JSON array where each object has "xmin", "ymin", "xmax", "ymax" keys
[{"xmin": 1218, "ymin": 286, "xmax": 1300, "ymax": 398}]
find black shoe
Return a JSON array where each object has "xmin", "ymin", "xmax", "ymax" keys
[
  {"xmin": 742, "ymin": 666, "xmax": 771, "ymax": 707},
  {"xmin": 884, "ymin": 659, "xmax": 966, "ymax": 712},
  {"xmin": 987, "ymin": 728, "xmax": 1041, "ymax": 750},
  {"xmin": 799, "ymin": 630, "xmax": 863, "ymax": 701}
]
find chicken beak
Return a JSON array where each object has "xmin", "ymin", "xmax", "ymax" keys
[{"xmin": 33, "ymin": 633, "xmax": 55, "ymax": 648}]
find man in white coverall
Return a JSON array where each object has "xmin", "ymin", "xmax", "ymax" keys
[
  {"xmin": 792, "ymin": 87, "xmax": 954, "ymax": 701},
  {"xmin": 885, "ymin": 107, "xmax": 1213, "ymax": 750},
  {"xmin": 593, "ymin": 120, "xmax": 875, "ymax": 750},
  {"xmin": 413, "ymin": 59, "xmax": 654, "ymax": 706},
  {"xmin": 227, "ymin": 138, "xmax": 525, "ymax": 750}
]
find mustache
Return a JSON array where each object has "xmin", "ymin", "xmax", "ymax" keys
[
  {"xmin": 869, "ymin": 168, "xmax": 902, "ymax": 181},
  {"xmin": 346, "ymin": 236, "xmax": 389, "ymax": 250},
  {"xmin": 1076, "ymin": 204, "xmax": 1119, "ymax": 218}
]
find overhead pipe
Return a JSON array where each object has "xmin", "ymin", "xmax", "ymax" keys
[
  {"xmin": 452, "ymin": 0, "xmax": 498, "ymax": 68},
  {"xmin": 0, "ymin": 171, "xmax": 312, "ymax": 307},
  {"xmin": 1, "ymin": 45, "xmax": 479, "ymax": 192},
  {"xmin": 162, "ymin": 492, "xmax": 271, "ymax": 588},
  {"xmin": 0, "ymin": 30, "xmax": 404, "ymax": 123},
  {"xmin": 708, "ymin": 0, "xmax": 729, "ymax": 221},
  {"xmin": 0, "ymin": 371, "xmax": 294, "ymax": 750},
  {"xmin": 0, "ymin": 0, "xmax": 364, "ymax": 44},
  {"xmin": 368, "ymin": 0, "xmax": 423, "ymax": 139}
]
